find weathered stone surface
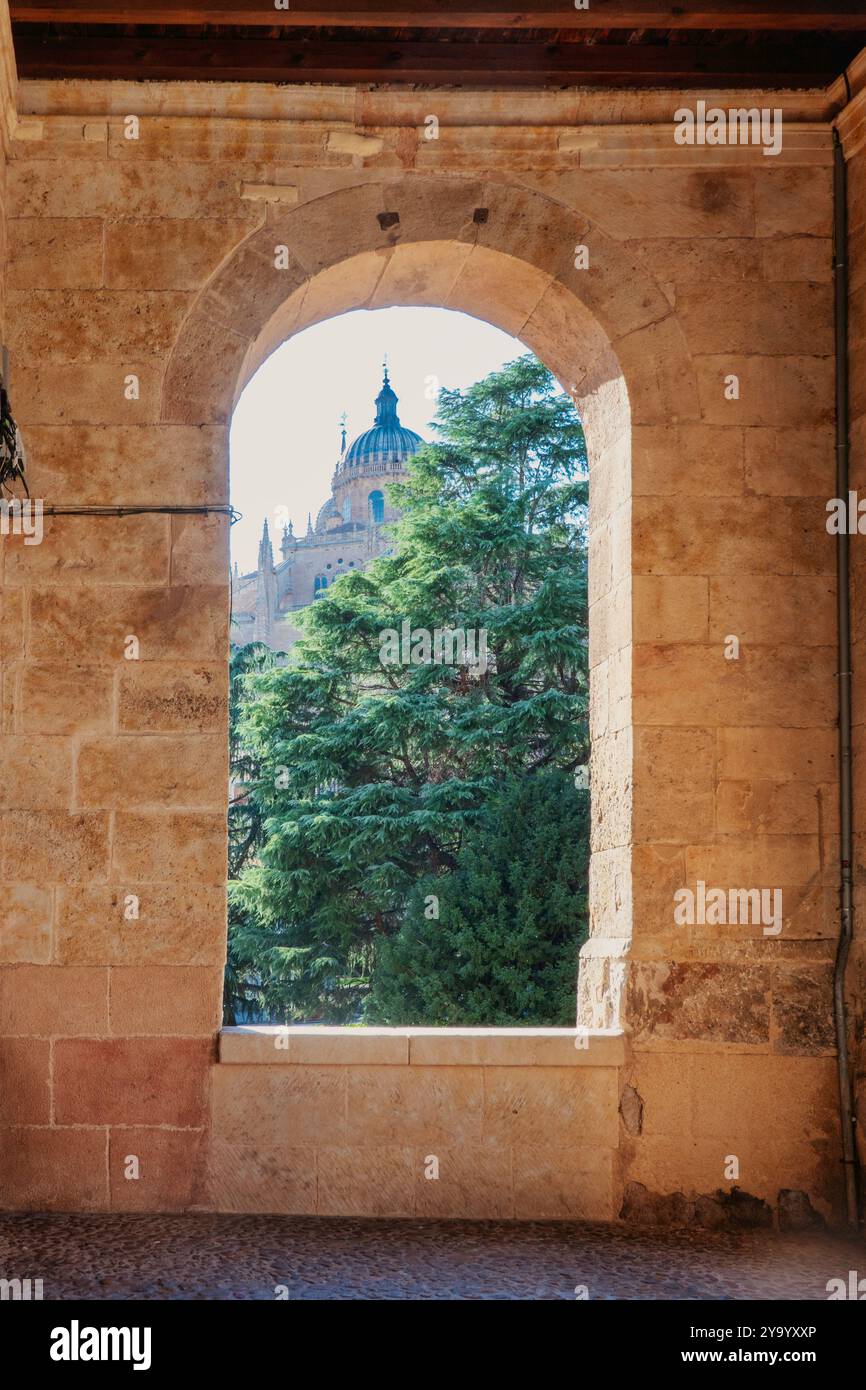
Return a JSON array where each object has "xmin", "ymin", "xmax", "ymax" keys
[
  {"xmin": 677, "ymin": 283, "xmax": 832, "ymax": 356},
  {"xmin": 484, "ymin": 1067, "xmax": 618, "ymax": 1146},
  {"xmin": 415, "ymin": 1142, "xmax": 514, "ymax": 1220},
  {"xmin": 771, "ymin": 965, "xmax": 836, "ymax": 1056},
  {"xmin": 105, "ymin": 218, "xmax": 257, "ymax": 290},
  {"xmin": 778, "ymin": 1188, "xmax": 824, "ymax": 1231},
  {"xmin": 54, "ymin": 1038, "xmax": 211, "ymax": 1126},
  {"xmin": 0, "ymin": 1127, "xmax": 108, "ymax": 1211},
  {"xmin": 212, "ymin": 1065, "xmax": 347, "ymax": 1147},
  {"xmin": 709, "ymin": 574, "xmax": 834, "ymax": 646},
  {"xmin": 7, "ymin": 289, "xmax": 192, "ymax": 363},
  {"xmin": 18, "ymin": 663, "xmax": 114, "ymax": 736},
  {"xmin": 318, "ymin": 1147, "xmax": 415, "ymax": 1218},
  {"xmin": 0, "ymin": 735, "xmax": 73, "ymax": 809},
  {"xmin": 633, "ymin": 423, "xmax": 745, "ymax": 497},
  {"xmin": 0, "ymin": 884, "xmax": 52, "ymax": 963},
  {"xmin": 170, "ymin": 515, "xmax": 229, "ymax": 586},
  {"xmin": 162, "ymin": 314, "xmax": 249, "ymax": 425},
  {"xmin": 512, "ymin": 1146, "xmax": 614, "ymax": 1220},
  {"xmin": 8, "ymin": 159, "xmax": 304, "ymax": 219},
  {"xmin": 634, "ymin": 642, "xmax": 835, "ymax": 728},
  {"xmin": 743, "ymin": 426, "xmax": 833, "ymax": 497},
  {"xmin": 619, "ymin": 1084, "xmax": 644, "ymax": 1136},
  {"xmin": 1, "ymin": 812, "xmax": 110, "ymax": 882},
  {"xmin": 620, "ymin": 1181, "xmax": 693, "ymax": 1227},
  {"xmin": 109, "ymin": 966, "xmax": 221, "ymax": 1036},
  {"xmin": 761, "ymin": 237, "xmax": 831, "ymax": 284},
  {"xmin": 0, "ymin": 1037, "xmax": 50, "ymax": 1123},
  {"xmin": 14, "ymin": 361, "xmax": 162, "ymax": 425},
  {"xmin": 29, "ymin": 585, "xmax": 228, "ymax": 661},
  {"xmin": 632, "ymin": 575, "xmax": 708, "ymax": 642},
  {"xmin": 8, "ymin": 217, "xmax": 102, "ymax": 288},
  {"xmin": 633, "ymin": 727, "xmax": 715, "ymax": 844},
  {"xmin": 118, "ymin": 662, "xmax": 228, "ymax": 733},
  {"xmin": 4, "ymin": 514, "xmax": 170, "ymax": 585},
  {"xmin": 372, "ymin": 238, "xmax": 472, "ymax": 310},
  {"xmin": 448, "ymin": 244, "xmax": 551, "ymax": 337},
  {"xmin": 77, "ymin": 735, "xmax": 226, "ymax": 810},
  {"xmin": 109, "ymin": 1128, "xmax": 209, "ymax": 1212},
  {"xmin": 634, "ymin": 495, "xmax": 790, "ymax": 576},
  {"xmin": 208, "ymin": 1139, "xmax": 317, "ymax": 1215},
  {"xmin": 24, "ymin": 425, "xmax": 228, "ymax": 506},
  {"xmin": 692, "ymin": 1189, "xmax": 773, "ymax": 1230},
  {"xmin": 695, "ymin": 355, "xmax": 834, "ymax": 428},
  {"xmin": 628, "ymin": 962, "xmax": 771, "ymax": 1045},
  {"xmin": 716, "ymin": 780, "xmax": 830, "ymax": 838},
  {"xmin": 0, "ymin": 964, "xmax": 108, "ymax": 1036},
  {"xmin": 112, "ymin": 812, "xmax": 227, "ymax": 884},
  {"xmin": 544, "ymin": 169, "xmax": 754, "ymax": 240},
  {"xmin": 347, "ymin": 1067, "xmax": 483, "ymax": 1145},
  {"xmin": 717, "ymin": 725, "xmax": 836, "ymax": 783},
  {"xmin": 56, "ymin": 884, "xmax": 226, "ymax": 966},
  {"xmin": 754, "ymin": 167, "xmax": 833, "ymax": 238},
  {"xmin": 623, "ymin": 237, "xmax": 760, "ymax": 285}
]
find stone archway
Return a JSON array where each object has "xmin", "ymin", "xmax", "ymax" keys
[{"xmin": 162, "ymin": 175, "xmax": 696, "ymax": 1032}]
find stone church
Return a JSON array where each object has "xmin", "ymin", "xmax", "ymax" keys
[{"xmin": 230, "ymin": 365, "xmax": 425, "ymax": 652}]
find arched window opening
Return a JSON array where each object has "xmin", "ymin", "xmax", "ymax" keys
[{"xmin": 227, "ymin": 306, "xmax": 591, "ymax": 1031}]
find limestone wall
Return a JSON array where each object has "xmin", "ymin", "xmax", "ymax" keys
[
  {"xmin": 213, "ymin": 1028, "xmax": 623, "ymax": 1219},
  {"xmin": 0, "ymin": 69, "xmax": 857, "ymax": 1220}
]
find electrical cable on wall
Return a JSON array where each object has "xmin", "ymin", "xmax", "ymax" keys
[{"xmin": 36, "ymin": 505, "xmax": 241, "ymax": 521}]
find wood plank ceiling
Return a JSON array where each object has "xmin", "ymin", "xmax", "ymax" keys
[{"xmin": 9, "ymin": 2, "xmax": 866, "ymax": 89}]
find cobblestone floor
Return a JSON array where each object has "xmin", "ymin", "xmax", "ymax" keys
[{"xmin": 0, "ymin": 1213, "xmax": 863, "ymax": 1300}]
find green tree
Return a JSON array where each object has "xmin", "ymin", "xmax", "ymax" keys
[
  {"xmin": 231, "ymin": 354, "xmax": 589, "ymax": 1022},
  {"xmin": 366, "ymin": 770, "xmax": 588, "ymax": 1025},
  {"xmin": 224, "ymin": 641, "xmax": 303, "ymax": 1025}
]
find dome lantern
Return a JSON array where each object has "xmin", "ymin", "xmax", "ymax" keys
[{"xmin": 340, "ymin": 362, "xmax": 424, "ymax": 472}]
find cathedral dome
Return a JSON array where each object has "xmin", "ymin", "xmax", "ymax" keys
[{"xmin": 341, "ymin": 365, "xmax": 424, "ymax": 468}]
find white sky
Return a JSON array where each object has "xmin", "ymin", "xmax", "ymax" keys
[{"xmin": 230, "ymin": 306, "xmax": 524, "ymax": 575}]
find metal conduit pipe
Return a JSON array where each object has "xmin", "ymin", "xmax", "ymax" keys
[{"xmin": 832, "ymin": 125, "xmax": 860, "ymax": 1230}]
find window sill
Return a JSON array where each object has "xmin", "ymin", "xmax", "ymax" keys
[{"xmin": 219, "ymin": 1025, "xmax": 625, "ymax": 1067}]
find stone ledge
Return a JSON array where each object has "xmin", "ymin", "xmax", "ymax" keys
[{"xmin": 219, "ymin": 1025, "xmax": 626, "ymax": 1068}]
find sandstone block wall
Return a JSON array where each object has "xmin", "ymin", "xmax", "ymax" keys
[
  {"xmin": 0, "ymin": 49, "xmax": 860, "ymax": 1220},
  {"xmin": 213, "ymin": 1029, "xmax": 623, "ymax": 1220}
]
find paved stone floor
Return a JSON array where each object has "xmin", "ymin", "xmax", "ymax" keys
[{"xmin": 0, "ymin": 1213, "xmax": 863, "ymax": 1300}]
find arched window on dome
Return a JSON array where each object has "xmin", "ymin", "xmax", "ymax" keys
[
  {"xmin": 368, "ymin": 490, "xmax": 385, "ymax": 525},
  {"xmin": 343, "ymin": 496, "xmax": 352, "ymax": 522},
  {"xmin": 313, "ymin": 575, "xmax": 328, "ymax": 598}
]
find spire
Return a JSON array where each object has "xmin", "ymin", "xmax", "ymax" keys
[
  {"xmin": 254, "ymin": 526, "xmax": 277, "ymax": 647},
  {"xmin": 373, "ymin": 359, "xmax": 400, "ymax": 429},
  {"xmin": 339, "ymin": 411, "xmax": 348, "ymax": 455},
  {"xmin": 258, "ymin": 517, "xmax": 273, "ymax": 570},
  {"xmin": 280, "ymin": 520, "xmax": 295, "ymax": 562},
  {"xmin": 306, "ymin": 511, "xmax": 314, "ymax": 538}
]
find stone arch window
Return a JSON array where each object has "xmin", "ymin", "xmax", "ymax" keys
[
  {"xmin": 314, "ymin": 575, "xmax": 328, "ymax": 597},
  {"xmin": 164, "ymin": 177, "xmax": 651, "ymax": 1038},
  {"xmin": 368, "ymin": 490, "xmax": 385, "ymax": 524},
  {"xmin": 343, "ymin": 497, "xmax": 351, "ymax": 522}
]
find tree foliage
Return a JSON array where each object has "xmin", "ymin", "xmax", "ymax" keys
[{"xmin": 367, "ymin": 770, "xmax": 589, "ymax": 1025}]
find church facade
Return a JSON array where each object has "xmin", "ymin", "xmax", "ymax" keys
[{"xmin": 231, "ymin": 366, "xmax": 424, "ymax": 652}]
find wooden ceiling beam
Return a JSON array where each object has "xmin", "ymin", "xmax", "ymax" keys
[
  {"xmin": 13, "ymin": 33, "xmax": 855, "ymax": 86},
  {"xmin": 10, "ymin": 1, "xmax": 866, "ymax": 32}
]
